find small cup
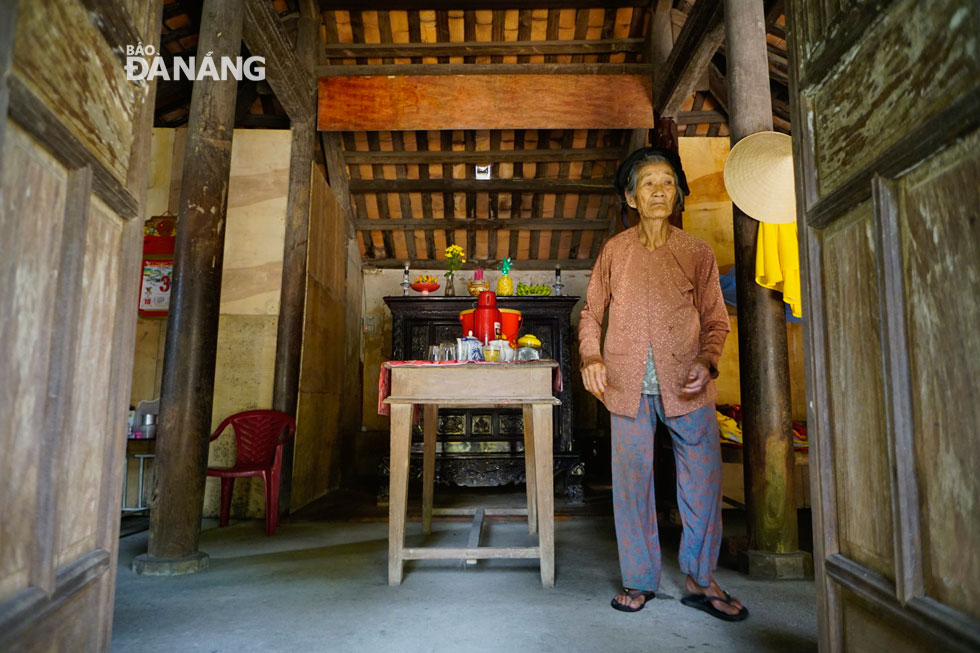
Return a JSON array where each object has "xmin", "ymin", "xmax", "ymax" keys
[
  {"xmin": 483, "ymin": 347, "xmax": 500, "ymax": 362},
  {"xmin": 439, "ymin": 343, "xmax": 456, "ymax": 361},
  {"xmin": 427, "ymin": 345, "xmax": 440, "ymax": 362}
]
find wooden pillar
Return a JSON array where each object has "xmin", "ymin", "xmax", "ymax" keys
[
  {"xmin": 135, "ymin": 0, "xmax": 244, "ymax": 575},
  {"xmin": 723, "ymin": 0, "xmax": 804, "ymax": 576},
  {"xmin": 273, "ymin": 0, "xmax": 318, "ymax": 514}
]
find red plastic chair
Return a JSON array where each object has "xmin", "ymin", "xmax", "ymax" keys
[{"xmin": 206, "ymin": 410, "xmax": 296, "ymax": 536}]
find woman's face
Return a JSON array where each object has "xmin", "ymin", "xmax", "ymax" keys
[{"xmin": 627, "ymin": 161, "xmax": 677, "ymax": 221}]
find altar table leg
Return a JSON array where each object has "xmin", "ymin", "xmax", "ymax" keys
[
  {"xmin": 389, "ymin": 404, "xmax": 413, "ymax": 585},
  {"xmin": 422, "ymin": 404, "xmax": 437, "ymax": 536},
  {"xmin": 523, "ymin": 404, "xmax": 537, "ymax": 535},
  {"xmin": 531, "ymin": 403, "xmax": 555, "ymax": 587}
]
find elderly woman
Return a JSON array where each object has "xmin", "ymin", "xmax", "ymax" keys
[{"xmin": 578, "ymin": 147, "xmax": 747, "ymax": 620}]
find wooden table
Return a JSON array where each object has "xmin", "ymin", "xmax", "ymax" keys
[{"xmin": 383, "ymin": 361, "xmax": 560, "ymax": 587}]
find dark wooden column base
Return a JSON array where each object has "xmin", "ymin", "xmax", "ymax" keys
[
  {"xmin": 739, "ymin": 549, "xmax": 814, "ymax": 580},
  {"xmin": 132, "ymin": 551, "xmax": 210, "ymax": 577}
]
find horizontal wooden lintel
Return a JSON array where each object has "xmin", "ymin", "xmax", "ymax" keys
[
  {"xmin": 348, "ymin": 178, "xmax": 615, "ymax": 193},
  {"xmin": 323, "ymin": 38, "xmax": 644, "ymax": 59},
  {"xmin": 319, "ymin": 73, "xmax": 654, "ymax": 130},
  {"xmin": 355, "ymin": 217, "xmax": 613, "ymax": 231},
  {"xmin": 318, "ymin": 0, "xmax": 649, "ymax": 10},
  {"xmin": 317, "ymin": 62, "xmax": 652, "ymax": 77},
  {"xmin": 340, "ymin": 147, "xmax": 627, "ymax": 164}
]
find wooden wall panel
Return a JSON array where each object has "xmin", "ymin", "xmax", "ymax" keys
[
  {"xmin": 900, "ymin": 131, "xmax": 980, "ymax": 619},
  {"xmin": 822, "ymin": 204, "xmax": 895, "ymax": 580},
  {"xmin": 810, "ymin": 0, "xmax": 979, "ymax": 196},
  {"xmin": 54, "ymin": 198, "xmax": 123, "ymax": 569},
  {"xmin": 292, "ymin": 173, "xmax": 352, "ymax": 509},
  {"xmin": 129, "ymin": 129, "xmax": 292, "ymax": 519},
  {"xmin": 319, "ymin": 74, "xmax": 654, "ymax": 131},
  {"xmin": 221, "ymin": 130, "xmax": 290, "ymax": 316},
  {"xmin": 11, "ymin": 1, "xmax": 137, "ymax": 184},
  {"xmin": 0, "ymin": 124, "xmax": 68, "ymax": 601}
]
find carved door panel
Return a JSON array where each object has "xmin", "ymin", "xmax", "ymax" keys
[
  {"xmin": 789, "ymin": 0, "xmax": 980, "ymax": 649},
  {"xmin": 0, "ymin": 1, "xmax": 159, "ymax": 649}
]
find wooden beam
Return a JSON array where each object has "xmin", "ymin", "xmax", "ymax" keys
[
  {"xmin": 708, "ymin": 62, "xmax": 729, "ymax": 114},
  {"xmin": 365, "ymin": 258, "xmax": 596, "ymax": 270},
  {"xmin": 676, "ymin": 109, "xmax": 727, "ymax": 125},
  {"xmin": 318, "ymin": 0, "xmax": 649, "ymax": 8},
  {"xmin": 648, "ymin": 0, "xmax": 674, "ymax": 69},
  {"xmin": 355, "ymin": 217, "xmax": 613, "ymax": 231},
  {"xmin": 322, "ymin": 131, "xmax": 355, "ymax": 235},
  {"xmin": 348, "ymin": 178, "xmax": 616, "ymax": 194},
  {"xmin": 272, "ymin": 0, "xmax": 319, "ymax": 517},
  {"xmin": 340, "ymin": 147, "xmax": 626, "ymax": 164},
  {"xmin": 242, "ymin": 0, "xmax": 316, "ymax": 122},
  {"xmin": 654, "ymin": 0, "xmax": 724, "ymax": 117},
  {"xmin": 316, "ymin": 63, "xmax": 653, "ymax": 77},
  {"xmin": 319, "ymin": 75, "xmax": 653, "ymax": 131},
  {"xmin": 322, "ymin": 38, "xmax": 644, "ymax": 59}
]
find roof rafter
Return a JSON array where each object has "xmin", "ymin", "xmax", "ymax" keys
[
  {"xmin": 654, "ymin": 0, "xmax": 724, "ymax": 117},
  {"xmin": 242, "ymin": 0, "xmax": 316, "ymax": 122}
]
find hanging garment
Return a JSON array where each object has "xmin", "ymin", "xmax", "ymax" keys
[{"xmin": 755, "ymin": 221, "xmax": 802, "ymax": 318}]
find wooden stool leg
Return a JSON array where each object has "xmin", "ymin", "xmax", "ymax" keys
[
  {"xmin": 531, "ymin": 403, "xmax": 555, "ymax": 587},
  {"xmin": 522, "ymin": 404, "xmax": 537, "ymax": 535},
  {"xmin": 422, "ymin": 404, "xmax": 438, "ymax": 536},
  {"xmin": 389, "ymin": 404, "xmax": 413, "ymax": 585}
]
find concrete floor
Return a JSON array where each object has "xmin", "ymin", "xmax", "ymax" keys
[{"xmin": 113, "ymin": 489, "xmax": 817, "ymax": 653}]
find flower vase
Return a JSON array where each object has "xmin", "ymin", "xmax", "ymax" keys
[{"xmin": 444, "ymin": 275, "xmax": 456, "ymax": 296}]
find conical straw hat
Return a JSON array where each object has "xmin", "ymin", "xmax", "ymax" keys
[{"xmin": 723, "ymin": 131, "xmax": 797, "ymax": 224}]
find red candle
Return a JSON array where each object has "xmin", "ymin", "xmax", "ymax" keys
[{"xmin": 474, "ymin": 268, "xmax": 484, "ymax": 281}]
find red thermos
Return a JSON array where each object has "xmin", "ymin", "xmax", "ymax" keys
[{"xmin": 472, "ymin": 291, "xmax": 501, "ymax": 344}]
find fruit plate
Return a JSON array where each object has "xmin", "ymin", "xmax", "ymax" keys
[{"xmin": 410, "ymin": 282, "xmax": 440, "ymax": 295}]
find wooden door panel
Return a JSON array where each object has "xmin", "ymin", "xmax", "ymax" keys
[
  {"xmin": 791, "ymin": 0, "xmax": 980, "ymax": 646},
  {"xmin": 0, "ymin": 0, "xmax": 159, "ymax": 648},
  {"xmin": 19, "ymin": 585, "xmax": 101, "ymax": 652},
  {"xmin": 53, "ymin": 198, "xmax": 124, "ymax": 570},
  {"xmin": 809, "ymin": 0, "xmax": 978, "ymax": 197},
  {"xmin": 822, "ymin": 206, "xmax": 895, "ymax": 581},
  {"xmin": 841, "ymin": 588, "xmax": 936, "ymax": 653},
  {"xmin": 12, "ymin": 2, "xmax": 138, "ymax": 185},
  {"xmin": 899, "ymin": 132, "xmax": 980, "ymax": 619},
  {"xmin": 0, "ymin": 123, "xmax": 69, "ymax": 600}
]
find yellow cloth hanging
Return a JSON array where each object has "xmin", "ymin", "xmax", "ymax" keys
[{"xmin": 755, "ymin": 222, "xmax": 802, "ymax": 318}]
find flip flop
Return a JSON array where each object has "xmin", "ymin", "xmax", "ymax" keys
[
  {"xmin": 610, "ymin": 588, "xmax": 656, "ymax": 613},
  {"xmin": 680, "ymin": 591, "xmax": 749, "ymax": 622}
]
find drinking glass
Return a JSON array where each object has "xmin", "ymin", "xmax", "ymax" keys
[
  {"xmin": 427, "ymin": 345, "xmax": 440, "ymax": 362},
  {"xmin": 439, "ymin": 343, "xmax": 456, "ymax": 361}
]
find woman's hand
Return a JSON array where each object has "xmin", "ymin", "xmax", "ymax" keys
[
  {"xmin": 681, "ymin": 358, "xmax": 711, "ymax": 396},
  {"xmin": 581, "ymin": 359, "xmax": 608, "ymax": 401}
]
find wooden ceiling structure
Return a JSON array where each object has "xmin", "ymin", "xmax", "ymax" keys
[{"xmin": 155, "ymin": 0, "xmax": 790, "ymax": 271}]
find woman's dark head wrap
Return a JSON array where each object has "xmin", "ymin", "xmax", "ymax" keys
[{"xmin": 613, "ymin": 146, "xmax": 691, "ymax": 228}]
